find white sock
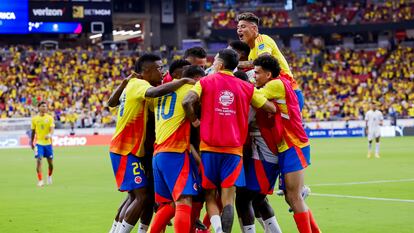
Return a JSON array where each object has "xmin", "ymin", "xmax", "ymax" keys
[
  {"xmin": 368, "ymin": 142, "xmax": 372, "ymax": 151},
  {"xmin": 375, "ymin": 143, "xmax": 380, "ymax": 154},
  {"xmin": 210, "ymin": 215, "xmax": 223, "ymax": 233},
  {"xmin": 109, "ymin": 220, "xmax": 118, "ymax": 233},
  {"xmin": 118, "ymin": 220, "xmax": 134, "ymax": 233},
  {"xmin": 264, "ymin": 216, "xmax": 282, "ymax": 233},
  {"xmin": 243, "ymin": 224, "xmax": 256, "ymax": 233},
  {"xmin": 238, "ymin": 218, "xmax": 245, "ymax": 233},
  {"xmin": 114, "ymin": 221, "xmax": 123, "ymax": 233},
  {"xmin": 256, "ymin": 217, "xmax": 265, "ymax": 229},
  {"xmin": 137, "ymin": 223, "xmax": 149, "ymax": 233}
]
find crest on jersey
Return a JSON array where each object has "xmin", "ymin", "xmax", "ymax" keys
[
  {"xmin": 218, "ymin": 90, "xmax": 234, "ymax": 107},
  {"xmin": 193, "ymin": 183, "xmax": 198, "ymax": 191},
  {"xmin": 135, "ymin": 176, "xmax": 142, "ymax": 184},
  {"xmin": 258, "ymin": 44, "xmax": 265, "ymax": 50}
]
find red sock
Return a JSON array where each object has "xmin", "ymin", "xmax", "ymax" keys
[
  {"xmin": 48, "ymin": 168, "xmax": 53, "ymax": 176},
  {"xmin": 202, "ymin": 213, "xmax": 211, "ymax": 228},
  {"xmin": 190, "ymin": 202, "xmax": 203, "ymax": 233},
  {"xmin": 174, "ymin": 204, "xmax": 192, "ymax": 233},
  {"xmin": 37, "ymin": 172, "xmax": 43, "ymax": 181},
  {"xmin": 308, "ymin": 210, "xmax": 321, "ymax": 233},
  {"xmin": 150, "ymin": 203, "xmax": 175, "ymax": 233},
  {"xmin": 293, "ymin": 211, "xmax": 312, "ymax": 233}
]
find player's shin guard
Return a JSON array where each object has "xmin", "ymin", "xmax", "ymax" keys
[
  {"xmin": 308, "ymin": 210, "xmax": 321, "ymax": 233},
  {"xmin": 174, "ymin": 204, "xmax": 192, "ymax": 233},
  {"xmin": 221, "ymin": 205, "xmax": 234, "ymax": 233},
  {"xmin": 150, "ymin": 204, "xmax": 175, "ymax": 233},
  {"xmin": 293, "ymin": 212, "xmax": 312, "ymax": 233},
  {"xmin": 263, "ymin": 216, "xmax": 282, "ymax": 233}
]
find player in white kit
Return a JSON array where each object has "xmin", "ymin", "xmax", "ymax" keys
[{"xmin": 365, "ymin": 102, "xmax": 384, "ymax": 158}]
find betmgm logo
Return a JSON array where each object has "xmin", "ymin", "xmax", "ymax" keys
[
  {"xmin": 0, "ymin": 12, "xmax": 16, "ymax": 20},
  {"xmin": 73, "ymin": 5, "xmax": 84, "ymax": 19}
]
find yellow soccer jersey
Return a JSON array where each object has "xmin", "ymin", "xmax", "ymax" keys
[
  {"xmin": 109, "ymin": 78, "xmax": 152, "ymax": 156},
  {"xmin": 258, "ymin": 79, "xmax": 309, "ymax": 152},
  {"xmin": 31, "ymin": 114, "xmax": 55, "ymax": 145},
  {"xmin": 248, "ymin": 34, "xmax": 294, "ymax": 78},
  {"xmin": 152, "ymin": 84, "xmax": 193, "ymax": 154}
]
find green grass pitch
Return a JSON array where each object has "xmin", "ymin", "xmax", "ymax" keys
[{"xmin": 1, "ymin": 137, "xmax": 414, "ymax": 233}]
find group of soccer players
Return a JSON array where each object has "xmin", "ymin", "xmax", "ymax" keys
[{"xmin": 105, "ymin": 12, "xmax": 321, "ymax": 233}]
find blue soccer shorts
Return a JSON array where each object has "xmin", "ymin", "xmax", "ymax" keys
[
  {"xmin": 110, "ymin": 152, "xmax": 149, "ymax": 192},
  {"xmin": 245, "ymin": 158, "xmax": 279, "ymax": 195},
  {"xmin": 35, "ymin": 144, "xmax": 53, "ymax": 159},
  {"xmin": 278, "ymin": 145, "xmax": 310, "ymax": 190},
  {"xmin": 200, "ymin": 152, "xmax": 245, "ymax": 189},
  {"xmin": 295, "ymin": 89, "xmax": 305, "ymax": 112},
  {"xmin": 152, "ymin": 151, "xmax": 200, "ymax": 203}
]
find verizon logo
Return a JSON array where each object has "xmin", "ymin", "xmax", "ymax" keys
[
  {"xmin": 0, "ymin": 12, "xmax": 16, "ymax": 20},
  {"xmin": 32, "ymin": 8, "xmax": 64, "ymax": 17}
]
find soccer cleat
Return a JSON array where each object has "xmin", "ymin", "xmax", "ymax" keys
[
  {"xmin": 37, "ymin": 180, "xmax": 44, "ymax": 187},
  {"xmin": 375, "ymin": 153, "xmax": 380, "ymax": 158},
  {"xmin": 47, "ymin": 176, "xmax": 53, "ymax": 185},
  {"xmin": 276, "ymin": 189, "xmax": 285, "ymax": 196},
  {"xmin": 195, "ymin": 219, "xmax": 208, "ymax": 230},
  {"xmin": 196, "ymin": 228, "xmax": 211, "ymax": 233},
  {"xmin": 367, "ymin": 152, "xmax": 372, "ymax": 159}
]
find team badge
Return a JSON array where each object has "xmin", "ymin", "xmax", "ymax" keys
[
  {"xmin": 193, "ymin": 183, "xmax": 198, "ymax": 191},
  {"xmin": 135, "ymin": 176, "xmax": 142, "ymax": 184},
  {"xmin": 258, "ymin": 44, "xmax": 265, "ymax": 50},
  {"xmin": 218, "ymin": 90, "xmax": 234, "ymax": 107}
]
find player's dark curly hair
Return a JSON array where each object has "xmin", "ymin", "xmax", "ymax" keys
[
  {"xmin": 229, "ymin": 41, "xmax": 250, "ymax": 58},
  {"xmin": 169, "ymin": 59, "xmax": 191, "ymax": 75},
  {"xmin": 183, "ymin": 65, "xmax": 206, "ymax": 79},
  {"xmin": 134, "ymin": 53, "xmax": 161, "ymax": 74},
  {"xmin": 184, "ymin": 46, "xmax": 207, "ymax": 59},
  {"xmin": 237, "ymin": 12, "xmax": 260, "ymax": 26},
  {"xmin": 253, "ymin": 55, "xmax": 281, "ymax": 78},
  {"xmin": 218, "ymin": 49, "xmax": 239, "ymax": 71}
]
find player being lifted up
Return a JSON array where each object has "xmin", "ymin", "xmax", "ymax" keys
[
  {"xmin": 183, "ymin": 49, "xmax": 276, "ymax": 233},
  {"xmin": 365, "ymin": 102, "xmax": 384, "ymax": 158},
  {"xmin": 253, "ymin": 55, "xmax": 321, "ymax": 233},
  {"xmin": 236, "ymin": 12, "xmax": 305, "ymax": 110},
  {"xmin": 106, "ymin": 54, "xmax": 195, "ymax": 233},
  {"xmin": 31, "ymin": 101, "xmax": 55, "ymax": 187}
]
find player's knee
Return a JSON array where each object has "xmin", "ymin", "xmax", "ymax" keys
[{"xmin": 285, "ymin": 191, "xmax": 302, "ymax": 205}]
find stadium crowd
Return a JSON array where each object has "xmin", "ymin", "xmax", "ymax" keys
[{"xmin": 0, "ymin": 43, "xmax": 413, "ymax": 128}]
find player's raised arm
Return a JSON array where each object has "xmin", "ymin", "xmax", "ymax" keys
[
  {"xmin": 107, "ymin": 74, "xmax": 135, "ymax": 107},
  {"xmin": 144, "ymin": 77, "xmax": 195, "ymax": 98}
]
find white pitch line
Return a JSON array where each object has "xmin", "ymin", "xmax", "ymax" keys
[
  {"xmin": 311, "ymin": 193, "xmax": 414, "ymax": 203},
  {"xmin": 309, "ymin": 178, "xmax": 414, "ymax": 187}
]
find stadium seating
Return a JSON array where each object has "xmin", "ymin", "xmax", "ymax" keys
[
  {"xmin": 361, "ymin": 0, "xmax": 414, "ymax": 23},
  {"xmin": 0, "ymin": 46, "xmax": 133, "ymax": 128}
]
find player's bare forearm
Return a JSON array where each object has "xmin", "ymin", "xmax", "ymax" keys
[
  {"xmin": 30, "ymin": 130, "xmax": 35, "ymax": 150},
  {"xmin": 260, "ymin": 100, "xmax": 277, "ymax": 113},
  {"xmin": 190, "ymin": 144, "xmax": 201, "ymax": 166},
  {"xmin": 108, "ymin": 79, "xmax": 129, "ymax": 107},
  {"xmin": 145, "ymin": 78, "xmax": 195, "ymax": 98},
  {"xmin": 182, "ymin": 91, "xmax": 199, "ymax": 123}
]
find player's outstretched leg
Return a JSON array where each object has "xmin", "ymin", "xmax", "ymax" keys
[
  {"xmin": 285, "ymin": 170, "xmax": 320, "ymax": 233},
  {"xmin": 149, "ymin": 202, "xmax": 175, "ymax": 233},
  {"xmin": 109, "ymin": 195, "xmax": 130, "ymax": 233},
  {"xmin": 137, "ymin": 193, "xmax": 154, "ymax": 233}
]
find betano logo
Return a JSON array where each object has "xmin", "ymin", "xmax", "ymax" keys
[
  {"xmin": 32, "ymin": 8, "xmax": 64, "ymax": 17},
  {"xmin": 0, "ymin": 12, "xmax": 16, "ymax": 20},
  {"xmin": 52, "ymin": 136, "xmax": 87, "ymax": 146}
]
